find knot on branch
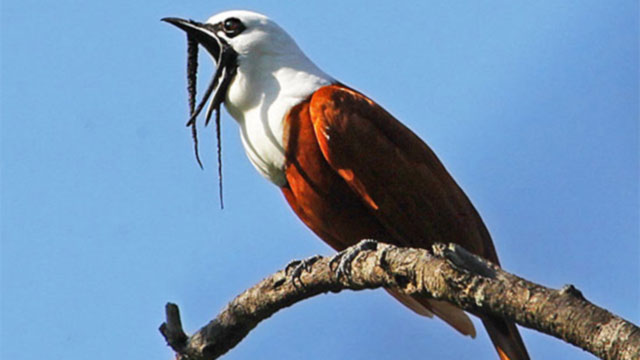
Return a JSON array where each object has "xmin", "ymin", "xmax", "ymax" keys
[
  {"xmin": 560, "ymin": 284, "xmax": 586, "ymax": 301},
  {"xmin": 432, "ymin": 242, "xmax": 498, "ymax": 279}
]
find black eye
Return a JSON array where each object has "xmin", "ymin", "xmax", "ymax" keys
[{"xmin": 222, "ymin": 18, "xmax": 245, "ymax": 37}]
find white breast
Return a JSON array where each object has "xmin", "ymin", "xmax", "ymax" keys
[{"xmin": 224, "ymin": 52, "xmax": 333, "ymax": 186}]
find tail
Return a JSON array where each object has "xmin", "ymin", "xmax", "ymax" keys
[
  {"xmin": 386, "ymin": 289, "xmax": 476, "ymax": 336},
  {"xmin": 482, "ymin": 315, "xmax": 530, "ymax": 360},
  {"xmin": 387, "ymin": 289, "xmax": 529, "ymax": 360}
]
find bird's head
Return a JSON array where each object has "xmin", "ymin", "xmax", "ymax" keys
[
  {"xmin": 202, "ymin": 10, "xmax": 298, "ymax": 58},
  {"xmin": 162, "ymin": 11, "xmax": 323, "ymax": 118},
  {"xmin": 164, "ymin": 11, "xmax": 297, "ymax": 60}
]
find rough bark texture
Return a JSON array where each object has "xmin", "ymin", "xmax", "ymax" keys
[{"xmin": 159, "ymin": 241, "xmax": 640, "ymax": 360}]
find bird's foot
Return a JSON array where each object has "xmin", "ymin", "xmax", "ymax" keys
[
  {"xmin": 330, "ymin": 239, "xmax": 379, "ymax": 281},
  {"xmin": 285, "ymin": 255, "xmax": 322, "ymax": 288}
]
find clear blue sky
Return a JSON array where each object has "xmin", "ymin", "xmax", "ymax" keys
[{"xmin": 2, "ymin": 1, "xmax": 637, "ymax": 359}]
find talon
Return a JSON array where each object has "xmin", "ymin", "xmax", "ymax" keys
[
  {"xmin": 285, "ymin": 255, "xmax": 322, "ymax": 288},
  {"xmin": 285, "ymin": 259, "xmax": 302, "ymax": 274},
  {"xmin": 330, "ymin": 239, "xmax": 379, "ymax": 280}
]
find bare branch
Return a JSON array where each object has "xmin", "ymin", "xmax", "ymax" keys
[{"xmin": 160, "ymin": 241, "xmax": 640, "ymax": 360}]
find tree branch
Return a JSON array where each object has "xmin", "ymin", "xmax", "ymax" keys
[{"xmin": 159, "ymin": 241, "xmax": 640, "ymax": 360}]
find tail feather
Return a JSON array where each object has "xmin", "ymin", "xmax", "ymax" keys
[
  {"xmin": 426, "ymin": 299, "xmax": 477, "ymax": 338},
  {"xmin": 385, "ymin": 289, "xmax": 529, "ymax": 359},
  {"xmin": 482, "ymin": 316, "xmax": 530, "ymax": 360},
  {"xmin": 385, "ymin": 289, "xmax": 476, "ymax": 337},
  {"xmin": 385, "ymin": 288, "xmax": 434, "ymax": 317}
]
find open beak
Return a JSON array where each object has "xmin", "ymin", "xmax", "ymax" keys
[
  {"xmin": 162, "ymin": 18, "xmax": 222, "ymax": 60},
  {"xmin": 161, "ymin": 17, "xmax": 238, "ymax": 126},
  {"xmin": 163, "ymin": 17, "xmax": 238, "ymax": 206}
]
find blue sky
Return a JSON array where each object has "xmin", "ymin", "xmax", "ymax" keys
[{"xmin": 1, "ymin": 1, "xmax": 637, "ymax": 359}]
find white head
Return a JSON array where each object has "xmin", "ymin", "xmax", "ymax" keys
[
  {"xmin": 163, "ymin": 10, "xmax": 333, "ymax": 185},
  {"xmin": 204, "ymin": 11, "xmax": 297, "ymax": 60}
]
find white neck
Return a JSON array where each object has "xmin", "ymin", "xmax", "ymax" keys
[{"xmin": 224, "ymin": 48, "xmax": 333, "ymax": 186}]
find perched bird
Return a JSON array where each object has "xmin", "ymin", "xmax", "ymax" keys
[{"xmin": 163, "ymin": 10, "xmax": 529, "ymax": 360}]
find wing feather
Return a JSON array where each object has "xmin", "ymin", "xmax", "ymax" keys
[
  {"xmin": 307, "ymin": 85, "xmax": 530, "ymax": 359},
  {"xmin": 309, "ymin": 85, "xmax": 496, "ymax": 261}
]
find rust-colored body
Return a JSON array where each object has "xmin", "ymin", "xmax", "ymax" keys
[{"xmin": 281, "ymin": 84, "xmax": 529, "ymax": 360}]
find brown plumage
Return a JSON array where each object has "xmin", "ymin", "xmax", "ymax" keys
[{"xmin": 282, "ymin": 84, "xmax": 529, "ymax": 360}]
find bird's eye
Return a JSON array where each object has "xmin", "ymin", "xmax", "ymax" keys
[{"xmin": 222, "ymin": 18, "xmax": 245, "ymax": 37}]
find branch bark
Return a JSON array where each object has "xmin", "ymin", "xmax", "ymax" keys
[{"xmin": 159, "ymin": 241, "xmax": 640, "ymax": 360}]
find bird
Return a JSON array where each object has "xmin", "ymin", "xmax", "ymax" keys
[{"xmin": 163, "ymin": 10, "xmax": 530, "ymax": 360}]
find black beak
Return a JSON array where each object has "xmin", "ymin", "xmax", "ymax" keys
[
  {"xmin": 162, "ymin": 16, "xmax": 238, "ymax": 127},
  {"xmin": 161, "ymin": 17, "xmax": 222, "ymax": 60}
]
